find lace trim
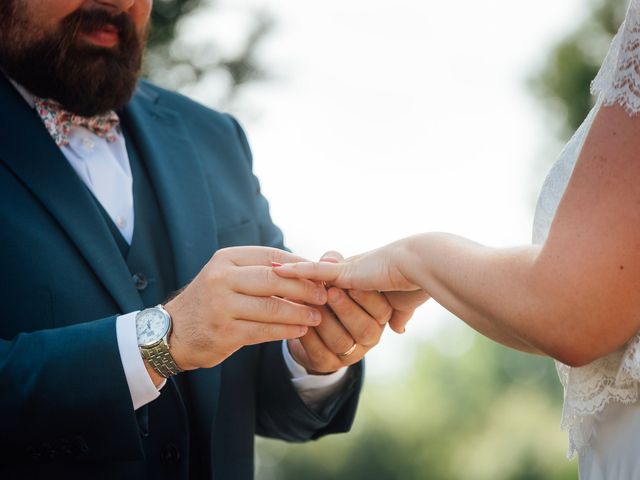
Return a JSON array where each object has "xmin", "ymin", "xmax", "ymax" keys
[
  {"xmin": 557, "ymin": 336, "xmax": 640, "ymax": 459},
  {"xmin": 591, "ymin": 0, "xmax": 640, "ymax": 115}
]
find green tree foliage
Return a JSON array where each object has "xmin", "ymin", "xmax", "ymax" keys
[
  {"xmin": 530, "ymin": 0, "xmax": 628, "ymax": 141},
  {"xmin": 149, "ymin": 0, "xmax": 201, "ymax": 48},
  {"xmin": 257, "ymin": 320, "xmax": 576, "ymax": 480},
  {"xmin": 145, "ymin": 0, "xmax": 273, "ymax": 104}
]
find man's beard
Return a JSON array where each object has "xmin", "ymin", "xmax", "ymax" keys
[{"xmin": 0, "ymin": 3, "xmax": 147, "ymax": 116}]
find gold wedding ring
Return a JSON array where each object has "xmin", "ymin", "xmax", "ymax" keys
[{"xmin": 337, "ymin": 342, "xmax": 358, "ymax": 358}]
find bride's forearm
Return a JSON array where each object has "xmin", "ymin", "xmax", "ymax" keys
[
  {"xmin": 384, "ymin": 106, "xmax": 640, "ymax": 365},
  {"xmin": 394, "ymin": 233, "xmax": 550, "ymax": 357}
]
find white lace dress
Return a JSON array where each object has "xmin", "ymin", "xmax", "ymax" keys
[{"xmin": 532, "ymin": 1, "xmax": 640, "ymax": 477}]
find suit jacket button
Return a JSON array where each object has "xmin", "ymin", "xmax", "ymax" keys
[
  {"xmin": 160, "ymin": 443, "xmax": 181, "ymax": 466},
  {"xmin": 132, "ymin": 273, "xmax": 148, "ymax": 291}
]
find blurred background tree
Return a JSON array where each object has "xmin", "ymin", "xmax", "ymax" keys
[
  {"xmin": 530, "ymin": 0, "xmax": 628, "ymax": 142},
  {"xmin": 144, "ymin": 0, "xmax": 274, "ymax": 107},
  {"xmin": 256, "ymin": 322, "xmax": 573, "ymax": 480}
]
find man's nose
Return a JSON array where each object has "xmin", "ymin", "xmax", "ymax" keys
[{"xmin": 91, "ymin": 0, "xmax": 136, "ymax": 13}]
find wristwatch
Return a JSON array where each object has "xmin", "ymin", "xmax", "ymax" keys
[{"xmin": 136, "ymin": 304, "xmax": 183, "ymax": 378}]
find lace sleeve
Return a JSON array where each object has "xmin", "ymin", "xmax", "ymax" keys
[{"xmin": 591, "ymin": 0, "xmax": 640, "ymax": 115}]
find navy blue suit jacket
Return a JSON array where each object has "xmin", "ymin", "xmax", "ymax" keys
[{"xmin": 0, "ymin": 75, "xmax": 362, "ymax": 479}]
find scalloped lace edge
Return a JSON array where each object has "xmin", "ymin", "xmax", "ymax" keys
[
  {"xmin": 559, "ymin": 333, "xmax": 640, "ymax": 459},
  {"xmin": 591, "ymin": 0, "xmax": 640, "ymax": 116}
]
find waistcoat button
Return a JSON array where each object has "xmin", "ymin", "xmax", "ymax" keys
[
  {"xmin": 160, "ymin": 443, "xmax": 181, "ymax": 466},
  {"xmin": 132, "ymin": 273, "xmax": 148, "ymax": 290}
]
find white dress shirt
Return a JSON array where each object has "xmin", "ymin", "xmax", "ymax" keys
[{"xmin": 11, "ymin": 80, "xmax": 349, "ymax": 412}]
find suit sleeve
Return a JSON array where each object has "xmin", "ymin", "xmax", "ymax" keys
[
  {"xmin": 226, "ymin": 115, "xmax": 365, "ymax": 441},
  {"xmin": 0, "ymin": 317, "xmax": 144, "ymax": 464},
  {"xmin": 255, "ymin": 341, "xmax": 364, "ymax": 442}
]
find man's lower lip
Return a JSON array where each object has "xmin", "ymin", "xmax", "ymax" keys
[{"xmin": 81, "ymin": 29, "xmax": 119, "ymax": 47}]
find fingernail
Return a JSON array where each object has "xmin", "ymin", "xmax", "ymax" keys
[
  {"xmin": 298, "ymin": 326, "xmax": 308, "ymax": 337},
  {"xmin": 274, "ymin": 263, "xmax": 295, "ymax": 272}
]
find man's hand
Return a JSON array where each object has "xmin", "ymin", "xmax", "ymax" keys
[
  {"xmin": 164, "ymin": 246, "xmax": 328, "ymax": 372},
  {"xmin": 287, "ymin": 252, "xmax": 397, "ymax": 374}
]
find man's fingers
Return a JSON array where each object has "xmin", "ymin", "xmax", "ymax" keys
[
  {"xmin": 326, "ymin": 287, "xmax": 383, "ymax": 348},
  {"xmin": 347, "ymin": 289, "xmax": 393, "ymax": 325},
  {"xmin": 234, "ymin": 319, "xmax": 309, "ymax": 346},
  {"xmin": 286, "ymin": 338, "xmax": 313, "ymax": 370},
  {"xmin": 388, "ymin": 310, "xmax": 415, "ymax": 334},
  {"xmin": 383, "ymin": 291, "xmax": 429, "ymax": 334},
  {"xmin": 273, "ymin": 261, "xmax": 347, "ymax": 286},
  {"xmin": 299, "ymin": 328, "xmax": 344, "ymax": 372},
  {"xmin": 232, "ymin": 294, "xmax": 323, "ymax": 326},
  {"xmin": 314, "ymin": 306, "xmax": 357, "ymax": 355},
  {"xmin": 221, "ymin": 246, "xmax": 309, "ymax": 267},
  {"xmin": 229, "ymin": 266, "xmax": 327, "ymax": 305}
]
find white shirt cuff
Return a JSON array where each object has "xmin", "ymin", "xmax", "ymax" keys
[
  {"xmin": 116, "ymin": 311, "xmax": 165, "ymax": 410},
  {"xmin": 281, "ymin": 340, "xmax": 350, "ymax": 411}
]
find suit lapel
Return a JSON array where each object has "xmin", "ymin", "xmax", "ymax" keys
[
  {"xmin": 0, "ymin": 74, "xmax": 223, "ymax": 445},
  {"xmin": 123, "ymin": 83, "xmax": 222, "ymax": 449},
  {"xmin": 0, "ymin": 76, "xmax": 143, "ymax": 314},
  {"xmin": 122, "ymin": 85, "xmax": 219, "ymax": 287}
]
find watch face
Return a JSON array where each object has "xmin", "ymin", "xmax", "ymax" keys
[{"xmin": 136, "ymin": 308, "xmax": 171, "ymax": 347}]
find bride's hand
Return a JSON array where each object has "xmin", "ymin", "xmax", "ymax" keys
[
  {"xmin": 273, "ymin": 243, "xmax": 431, "ymax": 333},
  {"xmin": 273, "ymin": 243, "xmax": 415, "ymax": 291}
]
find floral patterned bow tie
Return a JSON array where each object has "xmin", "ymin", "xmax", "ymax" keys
[{"xmin": 34, "ymin": 98, "xmax": 121, "ymax": 147}]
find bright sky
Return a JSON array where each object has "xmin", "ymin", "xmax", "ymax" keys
[{"xmin": 183, "ymin": 0, "xmax": 586, "ymax": 377}]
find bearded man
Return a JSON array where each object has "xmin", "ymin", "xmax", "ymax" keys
[{"xmin": 0, "ymin": 1, "xmax": 409, "ymax": 479}]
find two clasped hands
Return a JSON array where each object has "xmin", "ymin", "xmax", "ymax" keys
[{"xmin": 161, "ymin": 242, "xmax": 427, "ymax": 378}]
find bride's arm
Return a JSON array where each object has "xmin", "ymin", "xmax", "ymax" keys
[{"xmin": 397, "ymin": 104, "xmax": 640, "ymax": 367}]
